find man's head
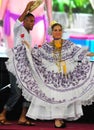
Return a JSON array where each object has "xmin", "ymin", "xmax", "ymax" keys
[{"xmin": 23, "ymin": 13, "xmax": 35, "ymax": 32}]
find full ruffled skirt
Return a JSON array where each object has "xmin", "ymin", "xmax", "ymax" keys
[{"xmin": 5, "ymin": 43, "xmax": 94, "ymax": 120}]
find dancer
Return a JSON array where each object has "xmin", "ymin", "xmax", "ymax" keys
[
  {"xmin": 0, "ymin": 1, "xmax": 35, "ymax": 125},
  {"xmin": 0, "ymin": 0, "xmax": 52, "ymax": 48},
  {"xmin": 5, "ymin": 20, "xmax": 94, "ymax": 128}
]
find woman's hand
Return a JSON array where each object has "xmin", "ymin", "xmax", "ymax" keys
[
  {"xmin": 87, "ymin": 52, "xmax": 94, "ymax": 57},
  {"xmin": 22, "ymin": 40, "xmax": 30, "ymax": 49}
]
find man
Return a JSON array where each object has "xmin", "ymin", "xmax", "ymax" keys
[{"xmin": 0, "ymin": 1, "xmax": 35, "ymax": 125}]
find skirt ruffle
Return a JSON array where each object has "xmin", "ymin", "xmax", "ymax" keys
[{"xmin": 6, "ymin": 43, "xmax": 94, "ymax": 120}]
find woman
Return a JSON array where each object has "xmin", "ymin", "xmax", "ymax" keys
[
  {"xmin": 0, "ymin": 0, "xmax": 52, "ymax": 48},
  {"xmin": 6, "ymin": 22, "xmax": 94, "ymax": 128}
]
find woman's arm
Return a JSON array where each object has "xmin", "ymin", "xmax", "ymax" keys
[{"xmin": 22, "ymin": 40, "xmax": 30, "ymax": 49}]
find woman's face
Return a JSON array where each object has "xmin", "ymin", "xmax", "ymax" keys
[{"xmin": 52, "ymin": 25, "xmax": 63, "ymax": 39}]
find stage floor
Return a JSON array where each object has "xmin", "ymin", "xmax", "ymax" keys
[{"xmin": 0, "ymin": 120, "xmax": 94, "ymax": 130}]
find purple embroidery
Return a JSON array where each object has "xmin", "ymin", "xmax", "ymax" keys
[{"xmin": 12, "ymin": 42, "xmax": 94, "ymax": 104}]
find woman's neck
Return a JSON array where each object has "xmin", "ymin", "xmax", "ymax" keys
[{"xmin": 54, "ymin": 38, "xmax": 61, "ymax": 40}]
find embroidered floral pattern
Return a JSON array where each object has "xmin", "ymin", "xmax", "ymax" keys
[{"xmin": 12, "ymin": 41, "xmax": 94, "ymax": 104}]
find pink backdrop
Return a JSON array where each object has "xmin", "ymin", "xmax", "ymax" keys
[{"xmin": 0, "ymin": 0, "xmax": 52, "ymax": 48}]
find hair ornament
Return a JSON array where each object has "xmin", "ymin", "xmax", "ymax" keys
[
  {"xmin": 50, "ymin": 20, "xmax": 57, "ymax": 27},
  {"xmin": 48, "ymin": 20, "xmax": 57, "ymax": 35}
]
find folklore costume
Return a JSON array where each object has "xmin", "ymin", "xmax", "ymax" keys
[{"xmin": 6, "ymin": 39, "xmax": 94, "ymax": 120}]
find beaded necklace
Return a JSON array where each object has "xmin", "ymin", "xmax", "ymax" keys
[{"xmin": 52, "ymin": 39, "xmax": 67, "ymax": 74}]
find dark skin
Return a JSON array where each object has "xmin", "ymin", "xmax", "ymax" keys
[
  {"xmin": 17, "ymin": 2, "xmax": 35, "ymax": 124},
  {"xmin": 19, "ymin": 1, "xmax": 35, "ymax": 49},
  {"xmin": 23, "ymin": 16, "xmax": 35, "ymax": 32},
  {"xmin": 19, "ymin": 1, "xmax": 35, "ymax": 22},
  {"xmin": 18, "ymin": 1, "xmax": 35, "ymax": 32},
  {"xmin": 22, "ymin": 16, "xmax": 35, "ymax": 49},
  {"xmin": 0, "ymin": 1, "xmax": 35, "ymax": 125}
]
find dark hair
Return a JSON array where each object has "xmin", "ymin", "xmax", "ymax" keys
[
  {"xmin": 51, "ymin": 23, "xmax": 62, "ymax": 31},
  {"xmin": 24, "ymin": 13, "xmax": 34, "ymax": 20}
]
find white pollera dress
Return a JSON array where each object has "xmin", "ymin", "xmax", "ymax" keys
[{"xmin": 6, "ymin": 40, "xmax": 94, "ymax": 120}]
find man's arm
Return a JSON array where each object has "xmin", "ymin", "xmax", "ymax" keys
[{"xmin": 19, "ymin": 1, "xmax": 35, "ymax": 22}]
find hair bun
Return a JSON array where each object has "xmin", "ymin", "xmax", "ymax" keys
[
  {"xmin": 50, "ymin": 21, "xmax": 57, "ymax": 27},
  {"xmin": 48, "ymin": 21, "xmax": 57, "ymax": 35}
]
